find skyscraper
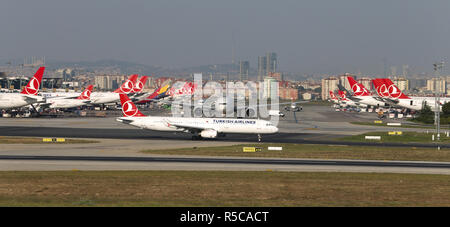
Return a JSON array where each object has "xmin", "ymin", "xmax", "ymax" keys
[
  {"xmin": 239, "ymin": 61, "xmax": 250, "ymax": 81},
  {"xmin": 257, "ymin": 56, "xmax": 267, "ymax": 82},
  {"xmin": 266, "ymin": 52, "xmax": 277, "ymax": 74}
]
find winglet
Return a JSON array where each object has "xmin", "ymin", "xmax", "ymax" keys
[
  {"xmin": 119, "ymin": 94, "xmax": 146, "ymax": 117},
  {"xmin": 20, "ymin": 67, "xmax": 45, "ymax": 95}
]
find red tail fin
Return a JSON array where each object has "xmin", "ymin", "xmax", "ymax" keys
[
  {"xmin": 383, "ymin": 78, "xmax": 410, "ymax": 99},
  {"xmin": 337, "ymin": 90, "xmax": 347, "ymax": 100},
  {"xmin": 133, "ymin": 76, "xmax": 148, "ymax": 93},
  {"xmin": 347, "ymin": 76, "xmax": 370, "ymax": 96},
  {"xmin": 372, "ymin": 79, "xmax": 389, "ymax": 97},
  {"xmin": 119, "ymin": 94, "xmax": 146, "ymax": 117},
  {"xmin": 114, "ymin": 74, "xmax": 139, "ymax": 94},
  {"xmin": 77, "ymin": 85, "xmax": 94, "ymax": 100},
  {"xmin": 329, "ymin": 91, "xmax": 337, "ymax": 100},
  {"xmin": 20, "ymin": 67, "xmax": 45, "ymax": 95}
]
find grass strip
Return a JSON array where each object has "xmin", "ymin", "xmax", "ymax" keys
[
  {"xmin": 142, "ymin": 143, "xmax": 450, "ymax": 162},
  {"xmin": 0, "ymin": 171, "xmax": 449, "ymax": 206}
]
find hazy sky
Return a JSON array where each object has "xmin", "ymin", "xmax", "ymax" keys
[{"xmin": 2, "ymin": 0, "xmax": 450, "ymax": 75}]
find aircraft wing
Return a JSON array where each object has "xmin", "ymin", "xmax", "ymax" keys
[
  {"xmin": 116, "ymin": 118, "xmax": 134, "ymax": 124},
  {"xmin": 246, "ymin": 101, "xmax": 308, "ymax": 109},
  {"xmin": 22, "ymin": 95, "xmax": 45, "ymax": 104},
  {"xmin": 347, "ymin": 96, "xmax": 362, "ymax": 102},
  {"xmin": 37, "ymin": 102, "xmax": 52, "ymax": 109},
  {"xmin": 163, "ymin": 119, "xmax": 212, "ymax": 132},
  {"xmin": 381, "ymin": 98, "xmax": 399, "ymax": 105}
]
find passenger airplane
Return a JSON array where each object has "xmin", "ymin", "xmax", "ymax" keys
[
  {"xmin": 346, "ymin": 76, "xmax": 388, "ymax": 108},
  {"xmin": 136, "ymin": 81, "xmax": 171, "ymax": 104},
  {"xmin": 38, "ymin": 85, "xmax": 93, "ymax": 109},
  {"xmin": 90, "ymin": 74, "xmax": 139, "ymax": 105},
  {"xmin": 0, "ymin": 67, "xmax": 46, "ymax": 109},
  {"xmin": 373, "ymin": 78, "xmax": 449, "ymax": 112},
  {"xmin": 329, "ymin": 91, "xmax": 340, "ymax": 104},
  {"xmin": 337, "ymin": 90, "xmax": 364, "ymax": 107},
  {"xmin": 116, "ymin": 94, "xmax": 278, "ymax": 141}
]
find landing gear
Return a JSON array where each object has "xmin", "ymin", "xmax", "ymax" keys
[
  {"xmin": 258, "ymin": 134, "xmax": 262, "ymax": 142},
  {"xmin": 191, "ymin": 133, "xmax": 202, "ymax": 140}
]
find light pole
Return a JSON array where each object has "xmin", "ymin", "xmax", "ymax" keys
[{"xmin": 433, "ymin": 61, "xmax": 444, "ymax": 141}]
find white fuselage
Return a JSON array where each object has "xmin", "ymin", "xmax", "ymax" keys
[
  {"xmin": 0, "ymin": 93, "xmax": 45, "ymax": 109},
  {"xmin": 340, "ymin": 99, "xmax": 364, "ymax": 108},
  {"xmin": 44, "ymin": 98, "xmax": 89, "ymax": 109},
  {"xmin": 354, "ymin": 96, "xmax": 388, "ymax": 107},
  {"xmin": 395, "ymin": 97, "xmax": 450, "ymax": 112},
  {"xmin": 117, "ymin": 116, "xmax": 278, "ymax": 135},
  {"xmin": 90, "ymin": 92, "xmax": 120, "ymax": 105},
  {"xmin": 41, "ymin": 92, "xmax": 80, "ymax": 99}
]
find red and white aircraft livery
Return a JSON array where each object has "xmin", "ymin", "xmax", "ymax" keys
[
  {"xmin": 165, "ymin": 82, "xmax": 197, "ymax": 98},
  {"xmin": 129, "ymin": 76, "xmax": 150, "ymax": 102},
  {"xmin": 39, "ymin": 85, "xmax": 94, "ymax": 109},
  {"xmin": 329, "ymin": 91, "xmax": 340, "ymax": 104},
  {"xmin": 90, "ymin": 74, "xmax": 139, "ymax": 105},
  {"xmin": 337, "ymin": 90, "xmax": 364, "ymax": 107},
  {"xmin": 373, "ymin": 78, "xmax": 449, "ymax": 112},
  {"xmin": 346, "ymin": 76, "xmax": 388, "ymax": 107},
  {"xmin": 158, "ymin": 81, "xmax": 198, "ymax": 105},
  {"xmin": 0, "ymin": 67, "xmax": 46, "ymax": 109},
  {"xmin": 116, "ymin": 94, "xmax": 278, "ymax": 141},
  {"xmin": 372, "ymin": 78, "xmax": 391, "ymax": 98},
  {"xmin": 132, "ymin": 76, "xmax": 148, "ymax": 93}
]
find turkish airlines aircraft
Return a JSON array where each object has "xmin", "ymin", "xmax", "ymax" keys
[
  {"xmin": 346, "ymin": 76, "xmax": 388, "ymax": 107},
  {"xmin": 39, "ymin": 85, "xmax": 94, "ymax": 109},
  {"xmin": 90, "ymin": 74, "xmax": 139, "ymax": 105},
  {"xmin": 116, "ymin": 94, "xmax": 278, "ymax": 141},
  {"xmin": 375, "ymin": 78, "xmax": 449, "ymax": 112},
  {"xmin": 329, "ymin": 91, "xmax": 340, "ymax": 104},
  {"xmin": 132, "ymin": 76, "xmax": 148, "ymax": 93},
  {"xmin": 337, "ymin": 90, "xmax": 363, "ymax": 107},
  {"xmin": 0, "ymin": 67, "xmax": 46, "ymax": 109}
]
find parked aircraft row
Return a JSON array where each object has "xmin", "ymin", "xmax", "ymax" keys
[
  {"xmin": 330, "ymin": 76, "xmax": 449, "ymax": 112},
  {"xmin": 0, "ymin": 67, "xmax": 199, "ymax": 112},
  {"xmin": 0, "ymin": 67, "xmax": 283, "ymax": 141}
]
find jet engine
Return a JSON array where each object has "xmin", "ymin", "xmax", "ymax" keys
[{"xmin": 200, "ymin": 129, "xmax": 218, "ymax": 138}]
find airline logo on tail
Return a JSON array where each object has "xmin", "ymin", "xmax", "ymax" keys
[
  {"xmin": 329, "ymin": 91, "xmax": 338, "ymax": 100},
  {"xmin": 338, "ymin": 90, "xmax": 348, "ymax": 100},
  {"xmin": 372, "ymin": 78, "xmax": 409, "ymax": 99},
  {"xmin": 167, "ymin": 81, "xmax": 197, "ymax": 97},
  {"xmin": 388, "ymin": 84, "xmax": 401, "ymax": 98},
  {"xmin": 133, "ymin": 76, "xmax": 148, "ymax": 93},
  {"xmin": 119, "ymin": 94, "xmax": 145, "ymax": 117},
  {"xmin": 114, "ymin": 74, "xmax": 138, "ymax": 94},
  {"xmin": 372, "ymin": 79, "xmax": 390, "ymax": 97},
  {"xmin": 347, "ymin": 76, "xmax": 370, "ymax": 96},
  {"xmin": 382, "ymin": 78, "xmax": 409, "ymax": 99},
  {"xmin": 78, "ymin": 85, "xmax": 94, "ymax": 100},
  {"xmin": 21, "ymin": 67, "xmax": 45, "ymax": 95}
]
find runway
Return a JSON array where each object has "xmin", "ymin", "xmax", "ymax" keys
[
  {"xmin": 0, "ymin": 105, "xmax": 448, "ymax": 174},
  {"xmin": 2, "ymin": 155, "xmax": 450, "ymax": 168},
  {"xmin": 0, "ymin": 155, "xmax": 449, "ymax": 174},
  {"xmin": 0, "ymin": 125, "xmax": 449, "ymax": 148}
]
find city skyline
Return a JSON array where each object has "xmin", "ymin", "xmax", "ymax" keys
[{"xmin": 1, "ymin": 0, "xmax": 450, "ymax": 75}]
